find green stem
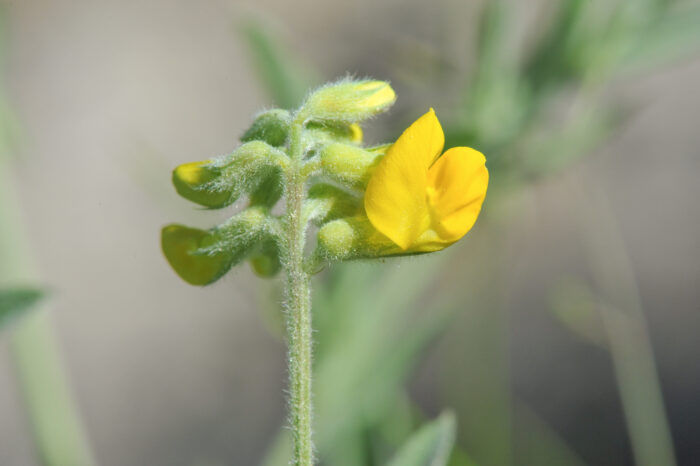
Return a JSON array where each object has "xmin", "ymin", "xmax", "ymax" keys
[
  {"xmin": 0, "ymin": 162, "xmax": 95, "ymax": 466},
  {"xmin": 284, "ymin": 118, "xmax": 314, "ymax": 465}
]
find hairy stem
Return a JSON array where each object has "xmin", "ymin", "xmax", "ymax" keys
[
  {"xmin": 284, "ymin": 118, "xmax": 314, "ymax": 465},
  {"xmin": 0, "ymin": 161, "xmax": 95, "ymax": 466}
]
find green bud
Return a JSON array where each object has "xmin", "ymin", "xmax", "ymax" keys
[
  {"xmin": 240, "ymin": 109, "xmax": 290, "ymax": 147},
  {"xmin": 320, "ymin": 143, "xmax": 387, "ymax": 189},
  {"xmin": 172, "ymin": 161, "xmax": 230, "ymax": 208},
  {"xmin": 161, "ymin": 224, "xmax": 235, "ymax": 286},
  {"xmin": 301, "ymin": 79, "xmax": 396, "ymax": 123},
  {"xmin": 212, "ymin": 206, "xmax": 269, "ymax": 253},
  {"xmin": 306, "ymin": 183, "xmax": 361, "ymax": 224},
  {"xmin": 248, "ymin": 169, "xmax": 283, "ymax": 207},
  {"xmin": 171, "ymin": 141, "xmax": 287, "ymax": 209},
  {"xmin": 249, "ymin": 239, "xmax": 281, "ymax": 277},
  {"xmin": 305, "ymin": 122, "xmax": 363, "ymax": 145},
  {"xmin": 161, "ymin": 207, "xmax": 274, "ymax": 285}
]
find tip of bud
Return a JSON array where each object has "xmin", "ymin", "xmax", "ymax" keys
[
  {"xmin": 172, "ymin": 161, "xmax": 233, "ymax": 208},
  {"xmin": 355, "ymin": 81, "xmax": 396, "ymax": 109}
]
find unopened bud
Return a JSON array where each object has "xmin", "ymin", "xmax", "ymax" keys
[
  {"xmin": 241, "ymin": 109, "xmax": 290, "ymax": 147},
  {"xmin": 172, "ymin": 141, "xmax": 287, "ymax": 209},
  {"xmin": 249, "ymin": 239, "xmax": 281, "ymax": 277},
  {"xmin": 248, "ymin": 170, "xmax": 283, "ymax": 207},
  {"xmin": 172, "ymin": 161, "xmax": 230, "ymax": 208},
  {"xmin": 302, "ymin": 79, "xmax": 396, "ymax": 123},
  {"xmin": 305, "ymin": 122, "xmax": 363, "ymax": 145},
  {"xmin": 161, "ymin": 224, "xmax": 234, "ymax": 286},
  {"xmin": 162, "ymin": 207, "xmax": 275, "ymax": 285},
  {"xmin": 306, "ymin": 184, "xmax": 362, "ymax": 224},
  {"xmin": 320, "ymin": 143, "xmax": 388, "ymax": 189}
]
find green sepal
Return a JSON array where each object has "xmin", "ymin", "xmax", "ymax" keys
[
  {"xmin": 305, "ymin": 121, "xmax": 363, "ymax": 145},
  {"xmin": 316, "ymin": 215, "xmax": 435, "ymax": 262},
  {"xmin": 240, "ymin": 109, "xmax": 291, "ymax": 147},
  {"xmin": 248, "ymin": 168, "xmax": 283, "ymax": 207},
  {"xmin": 319, "ymin": 142, "xmax": 386, "ymax": 189},
  {"xmin": 316, "ymin": 216, "xmax": 393, "ymax": 261},
  {"xmin": 306, "ymin": 183, "xmax": 362, "ymax": 225}
]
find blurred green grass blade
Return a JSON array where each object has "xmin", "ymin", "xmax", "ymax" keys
[
  {"xmin": 548, "ymin": 277, "xmax": 607, "ymax": 349},
  {"xmin": 314, "ymin": 260, "xmax": 453, "ymax": 461},
  {"xmin": 464, "ymin": 0, "xmax": 531, "ymax": 149},
  {"xmin": 0, "ymin": 287, "xmax": 44, "ymax": 329},
  {"xmin": 260, "ymin": 429, "xmax": 291, "ymax": 466},
  {"xmin": 513, "ymin": 401, "xmax": 588, "ymax": 466},
  {"xmin": 385, "ymin": 412, "xmax": 456, "ymax": 466},
  {"xmin": 239, "ymin": 20, "xmax": 315, "ymax": 109},
  {"xmin": 517, "ymin": 105, "xmax": 619, "ymax": 181},
  {"xmin": 474, "ymin": 0, "xmax": 510, "ymax": 81},
  {"xmin": 446, "ymin": 447, "xmax": 478, "ymax": 466},
  {"xmin": 571, "ymin": 183, "xmax": 677, "ymax": 466},
  {"xmin": 265, "ymin": 259, "xmax": 455, "ymax": 465},
  {"xmin": 623, "ymin": 4, "xmax": 700, "ymax": 71},
  {"xmin": 524, "ymin": 0, "xmax": 587, "ymax": 89}
]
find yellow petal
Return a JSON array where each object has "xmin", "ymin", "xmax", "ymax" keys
[
  {"xmin": 364, "ymin": 109, "xmax": 445, "ymax": 249},
  {"xmin": 426, "ymin": 147, "xmax": 488, "ymax": 243},
  {"xmin": 172, "ymin": 161, "xmax": 232, "ymax": 208},
  {"xmin": 348, "ymin": 123, "xmax": 363, "ymax": 143}
]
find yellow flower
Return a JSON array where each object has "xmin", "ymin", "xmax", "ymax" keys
[{"xmin": 364, "ymin": 109, "xmax": 488, "ymax": 252}]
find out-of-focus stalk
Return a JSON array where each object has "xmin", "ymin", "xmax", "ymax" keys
[
  {"xmin": 0, "ymin": 161, "xmax": 95, "ymax": 466},
  {"xmin": 572, "ymin": 175, "xmax": 676, "ymax": 466}
]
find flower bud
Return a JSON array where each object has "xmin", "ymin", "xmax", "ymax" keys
[
  {"xmin": 305, "ymin": 122, "xmax": 363, "ymax": 145},
  {"xmin": 172, "ymin": 141, "xmax": 287, "ymax": 209},
  {"xmin": 301, "ymin": 79, "xmax": 396, "ymax": 123},
  {"xmin": 249, "ymin": 239, "xmax": 281, "ymax": 277},
  {"xmin": 320, "ymin": 143, "xmax": 388, "ymax": 189},
  {"xmin": 306, "ymin": 183, "xmax": 362, "ymax": 224},
  {"xmin": 162, "ymin": 207, "xmax": 274, "ymax": 285},
  {"xmin": 161, "ymin": 224, "xmax": 235, "ymax": 286},
  {"xmin": 172, "ymin": 161, "xmax": 230, "ymax": 208},
  {"xmin": 240, "ymin": 109, "xmax": 290, "ymax": 147},
  {"xmin": 248, "ymin": 170, "xmax": 283, "ymax": 207}
]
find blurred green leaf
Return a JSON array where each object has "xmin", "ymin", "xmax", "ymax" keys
[
  {"xmin": 523, "ymin": 0, "xmax": 588, "ymax": 90},
  {"xmin": 517, "ymin": 105, "xmax": 619, "ymax": 181},
  {"xmin": 0, "ymin": 288, "xmax": 44, "ymax": 330},
  {"xmin": 263, "ymin": 257, "xmax": 455, "ymax": 465},
  {"xmin": 314, "ymin": 258, "xmax": 453, "ymax": 464},
  {"xmin": 623, "ymin": 4, "xmax": 700, "ymax": 72},
  {"xmin": 386, "ymin": 411, "xmax": 456, "ymax": 466},
  {"xmin": 513, "ymin": 401, "xmax": 588, "ymax": 466},
  {"xmin": 239, "ymin": 20, "xmax": 315, "ymax": 109}
]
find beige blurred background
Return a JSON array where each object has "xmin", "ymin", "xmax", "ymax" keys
[{"xmin": 0, "ymin": 0, "xmax": 698, "ymax": 465}]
